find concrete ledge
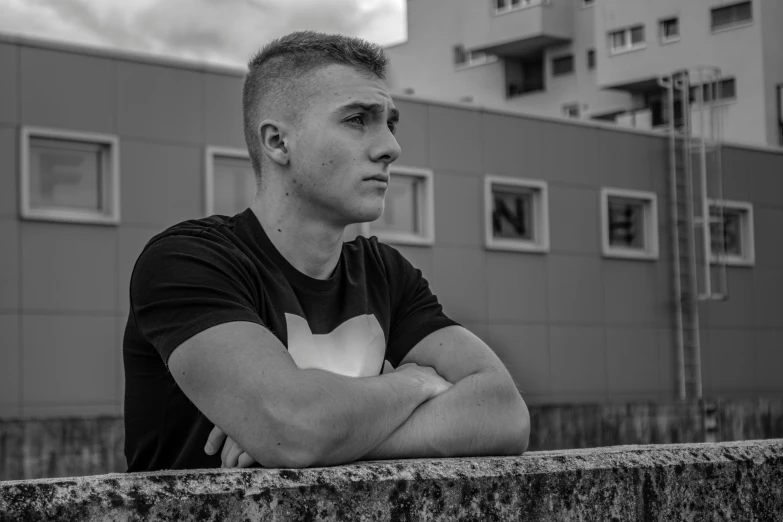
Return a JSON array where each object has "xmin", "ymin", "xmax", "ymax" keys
[{"xmin": 2, "ymin": 440, "xmax": 781, "ymax": 521}]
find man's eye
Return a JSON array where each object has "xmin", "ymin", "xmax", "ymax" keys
[
  {"xmin": 347, "ymin": 115, "xmax": 365, "ymax": 126},
  {"xmin": 388, "ymin": 122, "xmax": 397, "ymax": 135}
]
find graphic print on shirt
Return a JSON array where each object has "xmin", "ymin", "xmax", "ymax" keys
[{"xmin": 285, "ymin": 313, "xmax": 385, "ymax": 377}]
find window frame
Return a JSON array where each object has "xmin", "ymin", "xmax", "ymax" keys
[
  {"xmin": 204, "ymin": 145, "xmax": 255, "ymax": 217},
  {"xmin": 551, "ymin": 54, "xmax": 575, "ymax": 77},
  {"xmin": 484, "ymin": 175, "xmax": 550, "ymax": 253},
  {"xmin": 19, "ymin": 126, "xmax": 120, "ymax": 225},
  {"xmin": 360, "ymin": 165, "xmax": 435, "ymax": 247},
  {"xmin": 659, "ymin": 17, "xmax": 680, "ymax": 44},
  {"xmin": 454, "ymin": 45, "xmax": 499, "ymax": 70},
  {"xmin": 707, "ymin": 199, "xmax": 755, "ymax": 267},
  {"xmin": 600, "ymin": 187, "xmax": 659, "ymax": 261},
  {"xmin": 493, "ymin": 0, "xmax": 544, "ymax": 16},
  {"xmin": 587, "ymin": 48, "xmax": 596, "ymax": 70},
  {"xmin": 608, "ymin": 25, "xmax": 647, "ymax": 55},
  {"xmin": 710, "ymin": 1, "xmax": 753, "ymax": 33}
]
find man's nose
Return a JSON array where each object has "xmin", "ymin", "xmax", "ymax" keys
[{"xmin": 372, "ymin": 130, "xmax": 401, "ymax": 165}]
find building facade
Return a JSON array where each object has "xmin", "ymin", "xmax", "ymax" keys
[
  {"xmin": 385, "ymin": 0, "xmax": 783, "ymax": 148},
  {"xmin": 0, "ymin": 33, "xmax": 782, "ymax": 422}
]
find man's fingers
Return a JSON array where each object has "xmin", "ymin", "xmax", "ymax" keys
[
  {"xmin": 221, "ymin": 437, "xmax": 235, "ymax": 466},
  {"xmin": 205, "ymin": 425, "xmax": 227, "ymax": 455},
  {"xmin": 237, "ymin": 452, "xmax": 257, "ymax": 468},
  {"xmin": 225, "ymin": 439, "xmax": 244, "ymax": 468}
]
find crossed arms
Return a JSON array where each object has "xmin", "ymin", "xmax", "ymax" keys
[{"xmin": 168, "ymin": 322, "xmax": 530, "ymax": 468}]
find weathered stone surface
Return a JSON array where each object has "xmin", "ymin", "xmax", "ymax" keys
[{"xmin": 1, "ymin": 439, "xmax": 781, "ymax": 521}]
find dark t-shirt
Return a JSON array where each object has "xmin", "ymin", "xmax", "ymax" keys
[{"xmin": 123, "ymin": 208, "xmax": 458, "ymax": 472}]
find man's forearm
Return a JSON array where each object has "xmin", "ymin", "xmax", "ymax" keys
[
  {"xmin": 360, "ymin": 370, "xmax": 529, "ymax": 461},
  {"xmin": 253, "ymin": 367, "xmax": 441, "ymax": 467}
]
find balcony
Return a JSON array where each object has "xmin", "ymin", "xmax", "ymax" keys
[{"xmin": 462, "ymin": 0, "xmax": 573, "ymax": 58}]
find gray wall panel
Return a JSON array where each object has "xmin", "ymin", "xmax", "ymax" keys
[
  {"xmin": 433, "ymin": 172, "xmax": 483, "ymax": 247},
  {"xmin": 753, "ymin": 267, "xmax": 783, "ymax": 329},
  {"xmin": 120, "ymin": 140, "xmax": 202, "ymax": 227},
  {"xmin": 0, "ymin": 219, "xmax": 19, "ymax": 311},
  {"xmin": 0, "ymin": 43, "xmax": 18, "ymax": 125},
  {"xmin": 605, "ymin": 327, "xmax": 661, "ymax": 396},
  {"xmin": 603, "ymin": 260, "xmax": 665, "ymax": 327},
  {"xmin": 755, "ymin": 206, "xmax": 783, "ymax": 267},
  {"xmin": 204, "ymin": 74, "xmax": 245, "ymax": 149},
  {"xmin": 0, "ymin": 314, "xmax": 20, "ymax": 416},
  {"xmin": 21, "ymin": 315, "xmax": 118, "ymax": 412},
  {"xmin": 431, "ymin": 246, "xmax": 487, "ymax": 324},
  {"xmin": 21, "ymin": 47, "xmax": 115, "ymax": 133},
  {"xmin": 704, "ymin": 269, "xmax": 757, "ymax": 329},
  {"xmin": 393, "ymin": 100, "xmax": 430, "ymax": 168},
  {"xmin": 428, "ymin": 106, "xmax": 482, "ymax": 174},
  {"xmin": 547, "ymin": 255, "xmax": 604, "ymax": 324},
  {"xmin": 549, "ymin": 325, "xmax": 608, "ymax": 399},
  {"xmin": 21, "ymin": 223, "xmax": 117, "ymax": 313},
  {"xmin": 481, "ymin": 113, "xmax": 544, "ymax": 179},
  {"xmin": 487, "ymin": 252, "xmax": 548, "ymax": 323},
  {"xmin": 118, "ymin": 62, "xmax": 204, "ymax": 144},
  {"xmin": 0, "ymin": 127, "xmax": 17, "ymax": 218},
  {"xmin": 488, "ymin": 324, "xmax": 550, "ymax": 396},
  {"xmin": 600, "ymin": 130, "xmax": 657, "ymax": 192},
  {"xmin": 549, "ymin": 185, "xmax": 600, "ymax": 254},
  {"xmin": 542, "ymin": 122, "xmax": 602, "ymax": 186},
  {"xmin": 706, "ymin": 329, "xmax": 757, "ymax": 394},
  {"xmin": 755, "ymin": 330, "xmax": 783, "ymax": 392}
]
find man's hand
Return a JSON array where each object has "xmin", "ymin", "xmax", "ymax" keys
[
  {"xmin": 205, "ymin": 426, "xmax": 257, "ymax": 468},
  {"xmin": 390, "ymin": 363, "xmax": 453, "ymax": 398},
  {"xmin": 205, "ymin": 362, "xmax": 452, "ymax": 468}
]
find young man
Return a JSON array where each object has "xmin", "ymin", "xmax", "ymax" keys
[{"xmin": 123, "ymin": 31, "xmax": 529, "ymax": 471}]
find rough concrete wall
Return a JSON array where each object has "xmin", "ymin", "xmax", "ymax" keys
[
  {"xmin": 3, "ymin": 398, "xmax": 783, "ymax": 481},
  {"xmin": 1, "ymin": 440, "xmax": 781, "ymax": 521}
]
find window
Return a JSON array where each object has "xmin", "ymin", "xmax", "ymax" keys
[
  {"xmin": 361, "ymin": 166, "xmax": 434, "ymax": 246},
  {"xmin": 495, "ymin": 0, "xmax": 543, "ymax": 15},
  {"xmin": 484, "ymin": 176, "xmax": 549, "ymax": 253},
  {"xmin": 454, "ymin": 45, "xmax": 498, "ymax": 68},
  {"xmin": 551, "ymin": 55, "xmax": 575, "ymax": 76},
  {"xmin": 600, "ymin": 188, "xmax": 659, "ymax": 260},
  {"xmin": 708, "ymin": 200, "xmax": 754, "ymax": 266},
  {"xmin": 587, "ymin": 49, "xmax": 596, "ymax": 70},
  {"xmin": 506, "ymin": 55, "xmax": 545, "ymax": 96},
  {"xmin": 205, "ymin": 146, "xmax": 256, "ymax": 217},
  {"xmin": 711, "ymin": 2, "xmax": 752, "ymax": 31},
  {"xmin": 609, "ymin": 25, "xmax": 646, "ymax": 54},
  {"xmin": 20, "ymin": 126, "xmax": 120, "ymax": 225},
  {"xmin": 563, "ymin": 103, "xmax": 580, "ymax": 119},
  {"xmin": 660, "ymin": 17, "xmax": 680, "ymax": 43},
  {"xmin": 689, "ymin": 78, "xmax": 737, "ymax": 104}
]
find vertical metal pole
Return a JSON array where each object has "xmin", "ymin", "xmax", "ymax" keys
[
  {"xmin": 664, "ymin": 73, "xmax": 686, "ymax": 402},
  {"xmin": 698, "ymin": 69, "xmax": 712, "ymax": 299}
]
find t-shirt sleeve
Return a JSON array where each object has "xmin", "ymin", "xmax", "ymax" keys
[
  {"xmin": 380, "ymin": 243, "xmax": 460, "ymax": 367},
  {"xmin": 129, "ymin": 234, "xmax": 266, "ymax": 366}
]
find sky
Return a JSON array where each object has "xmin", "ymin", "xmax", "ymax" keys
[{"xmin": 0, "ymin": 0, "xmax": 407, "ymax": 68}]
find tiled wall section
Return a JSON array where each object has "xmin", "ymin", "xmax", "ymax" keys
[{"xmin": 0, "ymin": 40, "xmax": 782, "ymax": 418}]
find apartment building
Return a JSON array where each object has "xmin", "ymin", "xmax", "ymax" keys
[{"xmin": 385, "ymin": 0, "xmax": 783, "ymax": 148}]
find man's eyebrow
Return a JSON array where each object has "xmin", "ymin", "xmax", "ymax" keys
[{"xmin": 339, "ymin": 102, "xmax": 400, "ymax": 122}]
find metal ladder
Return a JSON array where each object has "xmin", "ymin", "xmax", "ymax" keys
[{"xmin": 659, "ymin": 67, "xmax": 729, "ymax": 402}]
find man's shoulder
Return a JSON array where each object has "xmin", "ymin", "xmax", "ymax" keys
[{"xmin": 344, "ymin": 234, "xmax": 409, "ymax": 268}]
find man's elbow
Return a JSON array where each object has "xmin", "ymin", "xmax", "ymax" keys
[{"xmin": 502, "ymin": 388, "xmax": 530, "ymax": 455}]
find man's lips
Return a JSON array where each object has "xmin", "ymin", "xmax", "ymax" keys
[{"xmin": 365, "ymin": 175, "xmax": 389, "ymax": 183}]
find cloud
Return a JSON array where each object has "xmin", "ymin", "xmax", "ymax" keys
[{"xmin": 0, "ymin": 0, "xmax": 406, "ymax": 67}]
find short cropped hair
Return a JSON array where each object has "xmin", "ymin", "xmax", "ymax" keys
[{"xmin": 242, "ymin": 31, "xmax": 388, "ymax": 181}]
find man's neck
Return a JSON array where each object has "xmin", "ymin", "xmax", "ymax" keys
[{"xmin": 250, "ymin": 192, "xmax": 344, "ymax": 281}]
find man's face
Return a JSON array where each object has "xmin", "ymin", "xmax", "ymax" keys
[{"xmin": 285, "ymin": 64, "xmax": 401, "ymax": 227}]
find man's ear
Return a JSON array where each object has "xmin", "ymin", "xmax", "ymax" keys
[{"xmin": 258, "ymin": 120, "xmax": 290, "ymax": 167}]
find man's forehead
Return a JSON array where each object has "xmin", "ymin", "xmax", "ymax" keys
[{"xmin": 307, "ymin": 64, "xmax": 394, "ymax": 110}]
